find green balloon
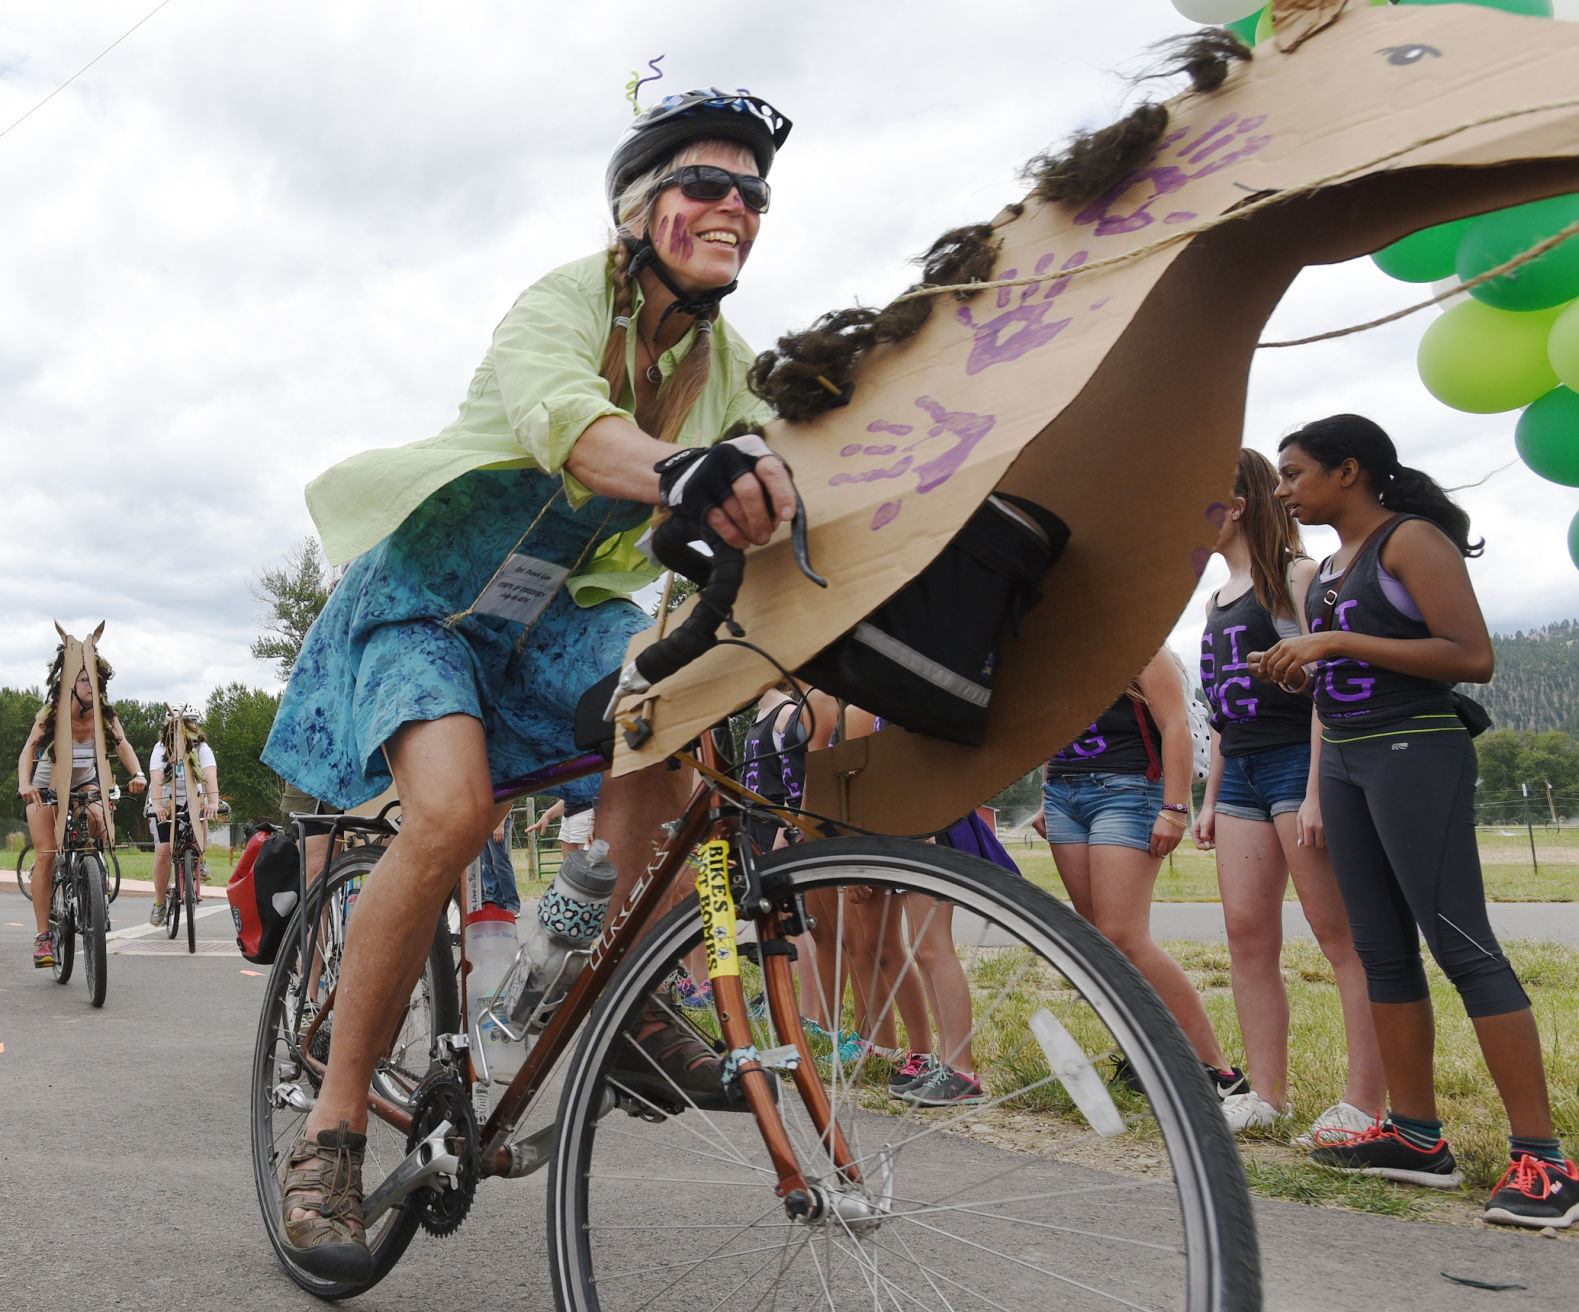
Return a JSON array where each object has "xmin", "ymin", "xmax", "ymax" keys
[
  {"xmin": 1224, "ymin": 10, "xmax": 1263, "ymax": 44},
  {"xmin": 1255, "ymin": 7, "xmax": 1274, "ymax": 41},
  {"xmin": 1417, "ymin": 299, "xmax": 1563, "ymax": 413},
  {"xmin": 1516, "ymin": 387, "xmax": 1579, "ymax": 486},
  {"xmin": 1570, "ymin": 507, "xmax": 1579, "ymax": 572},
  {"xmin": 1549, "ymin": 299, "xmax": 1579, "ymax": 391},
  {"xmin": 1393, "ymin": 0, "xmax": 1552, "ymax": 14},
  {"xmin": 1372, "ymin": 218, "xmax": 1473, "ymax": 283},
  {"xmin": 1459, "ymin": 195, "xmax": 1579, "ymax": 312}
]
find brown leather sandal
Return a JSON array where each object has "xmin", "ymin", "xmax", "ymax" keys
[
  {"xmin": 281, "ymin": 1119, "xmax": 373, "ymax": 1283},
  {"xmin": 605, "ymin": 995, "xmax": 763, "ymax": 1114}
]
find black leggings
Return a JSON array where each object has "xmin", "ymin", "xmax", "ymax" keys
[{"xmin": 1319, "ymin": 726, "xmax": 1528, "ymax": 1019}]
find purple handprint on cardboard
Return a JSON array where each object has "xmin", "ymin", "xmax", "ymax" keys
[
  {"xmin": 955, "ymin": 248, "xmax": 1089, "ymax": 376},
  {"xmin": 831, "ymin": 396, "xmax": 997, "ymax": 530},
  {"xmin": 1075, "ymin": 113, "xmax": 1271, "ymax": 238}
]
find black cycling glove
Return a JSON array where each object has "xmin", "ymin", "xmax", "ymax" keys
[{"xmin": 654, "ymin": 433, "xmax": 786, "ymax": 521}]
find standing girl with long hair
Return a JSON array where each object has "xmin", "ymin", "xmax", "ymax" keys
[
  {"xmin": 1251, "ymin": 413, "xmax": 1575, "ymax": 1229},
  {"xmin": 1196, "ymin": 448, "xmax": 1384, "ymax": 1140},
  {"xmin": 1041, "ymin": 648, "xmax": 1245, "ymax": 1099}
]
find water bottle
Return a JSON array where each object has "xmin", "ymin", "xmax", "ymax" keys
[
  {"xmin": 508, "ymin": 838, "xmax": 618, "ymax": 1032},
  {"xmin": 464, "ymin": 902, "xmax": 525, "ymax": 1082}
]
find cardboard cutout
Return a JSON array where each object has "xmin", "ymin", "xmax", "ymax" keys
[
  {"xmin": 51, "ymin": 621, "xmax": 115, "ymax": 849},
  {"xmin": 611, "ymin": 0, "xmax": 1579, "ymax": 835}
]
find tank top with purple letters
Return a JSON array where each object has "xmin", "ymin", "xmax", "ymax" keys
[
  {"xmin": 1304, "ymin": 516, "xmax": 1456, "ymax": 731},
  {"xmin": 1201, "ymin": 587, "xmax": 1312, "ymax": 757},
  {"xmin": 1045, "ymin": 694, "xmax": 1154, "ymax": 777}
]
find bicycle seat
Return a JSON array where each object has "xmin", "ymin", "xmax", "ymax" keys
[{"xmin": 573, "ymin": 670, "xmax": 621, "ymax": 762}]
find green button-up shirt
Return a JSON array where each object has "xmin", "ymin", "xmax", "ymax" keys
[{"xmin": 306, "ymin": 250, "xmax": 772, "ymax": 604}]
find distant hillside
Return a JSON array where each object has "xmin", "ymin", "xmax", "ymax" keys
[{"xmin": 1462, "ymin": 619, "xmax": 1579, "ymax": 735}]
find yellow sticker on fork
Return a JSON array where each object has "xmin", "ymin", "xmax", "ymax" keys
[{"xmin": 695, "ymin": 840, "xmax": 740, "ymax": 980}]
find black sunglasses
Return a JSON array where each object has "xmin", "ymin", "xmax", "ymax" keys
[{"xmin": 658, "ymin": 164, "xmax": 771, "ymax": 214}]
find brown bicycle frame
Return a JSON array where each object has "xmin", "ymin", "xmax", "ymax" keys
[{"xmin": 294, "ymin": 731, "xmax": 859, "ymax": 1200}]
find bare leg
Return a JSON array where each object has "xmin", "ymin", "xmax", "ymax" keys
[
  {"xmin": 1370, "ymin": 999, "xmax": 1437, "ymax": 1122},
  {"xmin": 1063, "ymin": 842, "xmax": 1232, "ymax": 1071},
  {"xmin": 152, "ymin": 841, "xmax": 172, "ymax": 907},
  {"xmin": 1215, "ymin": 815, "xmax": 1292, "ymax": 1108},
  {"xmin": 300, "ymin": 715, "xmax": 494, "ymax": 1144},
  {"xmin": 26, "ymin": 802, "xmax": 56, "ymax": 939},
  {"xmin": 905, "ymin": 896, "xmax": 974, "ymax": 1071},
  {"xmin": 1272, "ymin": 812, "xmax": 1386, "ymax": 1115},
  {"xmin": 1472, "ymin": 1008, "xmax": 1555, "ymax": 1140}
]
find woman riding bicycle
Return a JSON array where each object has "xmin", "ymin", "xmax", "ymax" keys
[
  {"xmin": 16, "ymin": 645, "xmax": 145, "ymax": 967},
  {"xmin": 147, "ymin": 705, "xmax": 221, "ymax": 927},
  {"xmin": 260, "ymin": 87, "xmax": 800, "ymax": 1281}
]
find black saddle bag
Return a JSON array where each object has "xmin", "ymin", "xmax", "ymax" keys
[{"xmin": 796, "ymin": 493, "xmax": 1069, "ymax": 746}]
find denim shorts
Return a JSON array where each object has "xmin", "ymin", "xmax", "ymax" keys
[
  {"xmin": 1042, "ymin": 772, "xmax": 1162, "ymax": 853},
  {"xmin": 1214, "ymin": 742, "xmax": 1311, "ymax": 824}
]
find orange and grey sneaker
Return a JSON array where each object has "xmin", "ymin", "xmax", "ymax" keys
[
  {"xmin": 1310, "ymin": 1120, "xmax": 1464, "ymax": 1188},
  {"xmin": 32, "ymin": 933, "xmax": 53, "ymax": 969},
  {"xmin": 1483, "ymin": 1155, "xmax": 1579, "ymax": 1229}
]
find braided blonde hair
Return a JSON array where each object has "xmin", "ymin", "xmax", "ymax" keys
[{"xmin": 601, "ymin": 138, "xmax": 755, "ymax": 444}]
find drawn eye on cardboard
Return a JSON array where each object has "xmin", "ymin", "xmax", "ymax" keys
[{"xmin": 614, "ymin": 0, "xmax": 1579, "ymax": 836}]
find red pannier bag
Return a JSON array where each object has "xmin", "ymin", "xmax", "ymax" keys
[{"xmin": 226, "ymin": 824, "xmax": 300, "ymax": 964}]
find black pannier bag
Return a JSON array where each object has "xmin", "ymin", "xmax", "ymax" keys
[{"xmin": 796, "ymin": 493, "xmax": 1069, "ymax": 746}]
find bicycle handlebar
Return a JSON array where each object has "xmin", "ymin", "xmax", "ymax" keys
[{"xmin": 600, "ymin": 491, "xmax": 826, "ymax": 733}]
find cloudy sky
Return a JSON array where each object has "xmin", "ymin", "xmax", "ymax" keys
[{"xmin": 3, "ymin": 0, "xmax": 1577, "ymax": 707}]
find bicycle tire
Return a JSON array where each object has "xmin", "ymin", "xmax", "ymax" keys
[
  {"xmin": 79, "ymin": 853, "xmax": 108, "ymax": 1008},
  {"xmin": 165, "ymin": 868, "xmax": 182, "ymax": 941},
  {"xmin": 183, "ymin": 850, "xmax": 198, "ymax": 955},
  {"xmin": 49, "ymin": 860, "xmax": 74, "ymax": 984},
  {"xmin": 105, "ymin": 846, "xmax": 121, "ymax": 903},
  {"xmin": 250, "ymin": 845, "xmax": 460, "ymax": 1298},
  {"xmin": 547, "ymin": 836, "xmax": 1261, "ymax": 1312},
  {"xmin": 16, "ymin": 841, "xmax": 32, "ymax": 902}
]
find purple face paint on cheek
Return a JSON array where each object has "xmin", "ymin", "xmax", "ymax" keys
[
  {"xmin": 668, "ymin": 222, "xmax": 694, "ymax": 260},
  {"xmin": 655, "ymin": 215, "xmax": 670, "ymax": 245},
  {"xmin": 737, "ymin": 238, "xmax": 754, "ymax": 268}
]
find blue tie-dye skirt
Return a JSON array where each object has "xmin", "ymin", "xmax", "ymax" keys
[{"xmin": 262, "ymin": 468, "xmax": 651, "ymax": 809}]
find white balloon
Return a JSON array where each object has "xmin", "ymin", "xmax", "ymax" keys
[
  {"xmin": 1171, "ymin": 0, "xmax": 1262, "ymax": 23},
  {"xmin": 1430, "ymin": 276, "xmax": 1471, "ymax": 313}
]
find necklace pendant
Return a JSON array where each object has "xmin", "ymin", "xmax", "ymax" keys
[{"xmin": 645, "ymin": 364, "xmax": 662, "ymax": 385}]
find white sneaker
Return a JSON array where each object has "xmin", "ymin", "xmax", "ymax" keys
[
  {"xmin": 1222, "ymin": 1090, "xmax": 1288, "ymax": 1134},
  {"xmin": 148, "ymin": 902, "xmax": 165, "ymax": 927},
  {"xmin": 1294, "ymin": 1100, "xmax": 1375, "ymax": 1149}
]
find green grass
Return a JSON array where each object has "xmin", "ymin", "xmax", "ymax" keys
[
  {"xmin": 999, "ymin": 828, "xmax": 1579, "ymax": 902},
  {"xmin": 11, "ymin": 844, "xmax": 233, "ymax": 888}
]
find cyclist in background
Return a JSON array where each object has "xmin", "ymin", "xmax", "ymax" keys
[
  {"xmin": 16, "ymin": 645, "xmax": 145, "ymax": 966},
  {"xmin": 259, "ymin": 87, "xmax": 800, "ymax": 1280},
  {"xmin": 148, "ymin": 706, "xmax": 220, "ymax": 926}
]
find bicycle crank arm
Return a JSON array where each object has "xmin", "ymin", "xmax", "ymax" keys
[{"xmin": 362, "ymin": 1119, "xmax": 461, "ymax": 1226}]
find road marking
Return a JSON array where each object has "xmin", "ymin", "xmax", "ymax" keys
[
  {"xmin": 106, "ymin": 902, "xmax": 229, "ymax": 942},
  {"xmin": 6, "ymin": 922, "xmax": 22, "ymax": 927},
  {"xmin": 241, "ymin": 969, "xmax": 263, "ymax": 977}
]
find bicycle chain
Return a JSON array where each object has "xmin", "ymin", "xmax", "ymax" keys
[{"xmin": 405, "ymin": 1069, "xmax": 479, "ymax": 1238}]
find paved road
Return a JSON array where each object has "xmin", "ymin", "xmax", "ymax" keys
[
  {"xmin": 1149, "ymin": 899, "xmax": 1579, "ymax": 945},
  {"xmin": 1, "ymin": 888, "xmax": 1575, "ymax": 1311}
]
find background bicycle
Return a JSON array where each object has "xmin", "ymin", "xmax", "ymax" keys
[{"xmin": 41, "ymin": 785, "xmax": 115, "ymax": 1008}]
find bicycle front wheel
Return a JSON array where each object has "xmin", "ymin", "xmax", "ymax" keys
[
  {"xmin": 165, "ymin": 870, "xmax": 182, "ymax": 941},
  {"xmin": 548, "ymin": 836, "xmax": 1260, "ymax": 1312},
  {"xmin": 249, "ymin": 844, "xmax": 460, "ymax": 1297},
  {"xmin": 183, "ymin": 850, "xmax": 198, "ymax": 954},
  {"xmin": 16, "ymin": 840, "xmax": 32, "ymax": 901},
  {"xmin": 79, "ymin": 853, "xmax": 108, "ymax": 1008}
]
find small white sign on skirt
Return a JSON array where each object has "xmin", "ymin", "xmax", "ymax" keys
[{"xmin": 474, "ymin": 554, "xmax": 571, "ymax": 627}]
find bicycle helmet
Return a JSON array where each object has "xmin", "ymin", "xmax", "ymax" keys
[{"xmin": 605, "ymin": 88, "xmax": 791, "ymax": 220}]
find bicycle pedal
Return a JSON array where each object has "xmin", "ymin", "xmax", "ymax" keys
[{"xmin": 754, "ymin": 1044, "xmax": 802, "ymax": 1072}]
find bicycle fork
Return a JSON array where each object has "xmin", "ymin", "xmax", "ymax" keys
[{"xmin": 696, "ymin": 839, "xmax": 871, "ymax": 1226}]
